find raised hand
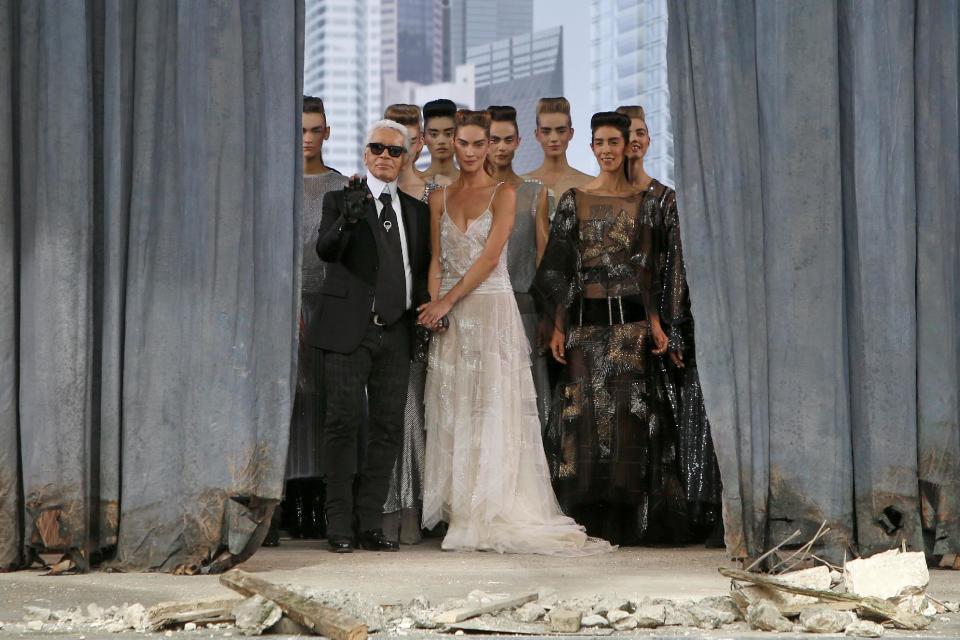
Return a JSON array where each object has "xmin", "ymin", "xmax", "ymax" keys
[{"xmin": 343, "ymin": 175, "xmax": 372, "ymax": 224}]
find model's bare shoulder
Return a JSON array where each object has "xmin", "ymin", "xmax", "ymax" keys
[{"xmin": 568, "ymin": 169, "xmax": 594, "ymax": 186}]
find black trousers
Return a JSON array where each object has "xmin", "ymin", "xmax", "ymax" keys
[{"xmin": 321, "ymin": 318, "xmax": 411, "ymax": 538}]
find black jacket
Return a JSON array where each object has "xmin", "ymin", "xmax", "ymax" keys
[{"xmin": 308, "ymin": 186, "xmax": 431, "ymax": 354}]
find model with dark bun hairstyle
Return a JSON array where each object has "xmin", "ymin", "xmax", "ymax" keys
[
  {"xmin": 616, "ymin": 105, "xmax": 723, "ymax": 544},
  {"xmin": 418, "ymin": 110, "xmax": 611, "ymax": 555},
  {"xmin": 534, "ymin": 111, "xmax": 688, "ymax": 545},
  {"xmin": 421, "ymin": 99, "xmax": 460, "ymax": 187},
  {"xmin": 485, "ymin": 105, "xmax": 552, "ymax": 433},
  {"xmin": 524, "ymin": 97, "xmax": 593, "ymax": 216}
]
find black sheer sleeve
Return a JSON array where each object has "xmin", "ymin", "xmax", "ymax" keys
[
  {"xmin": 533, "ymin": 188, "xmax": 580, "ymax": 333},
  {"xmin": 630, "ymin": 194, "xmax": 658, "ymax": 319},
  {"xmin": 658, "ymin": 187, "xmax": 689, "ymax": 353}
]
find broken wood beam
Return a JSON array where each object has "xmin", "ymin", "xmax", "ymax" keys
[
  {"xmin": 219, "ymin": 569, "xmax": 367, "ymax": 640},
  {"xmin": 147, "ymin": 598, "xmax": 242, "ymax": 631},
  {"xmin": 434, "ymin": 592, "xmax": 540, "ymax": 625},
  {"xmin": 719, "ymin": 567, "xmax": 930, "ymax": 630}
]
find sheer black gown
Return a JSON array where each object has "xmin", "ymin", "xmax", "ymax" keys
[
  {"xmin": 534, "ymin": 188, "xmax": 688, "ymax": 545},
  {"xmin": 646, "ymin": 180, "xmax": 723, "ymax": 539}
]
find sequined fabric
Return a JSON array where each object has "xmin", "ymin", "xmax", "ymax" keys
[
  {"xmin": 287, "ymin": 171, "xmax": 348, "ymax": 480},
  {"xmin": 534, "ymin": 188, "xmax": 688, "ymax": 544},
  {"xmin": 422, "ymin": 185, "xmax": 612, "ymax": 555},
  {"xmin": 647, "ymin": 180, "xmax": 723, "ymax": 531}
]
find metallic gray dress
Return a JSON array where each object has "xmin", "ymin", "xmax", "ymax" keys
[
  {"xmin": 286, "ymin": 171, "xmax": 348, "ymax": 480},
  {"xmin": 508, "ymin": 179, "xmax": 552, "ymax": 430},
  {"xmin": 382, "ymin": 180, "xmax": 439, "ymax": 543}
]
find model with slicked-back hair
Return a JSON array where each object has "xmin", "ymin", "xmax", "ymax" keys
[{"xmin": 524, "ymin": 96, "xmax": 592, "ymax": 218}]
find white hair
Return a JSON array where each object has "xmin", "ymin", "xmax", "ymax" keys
[{"xmin": 366, "ymin": 119, "xmax": 410, "ymax": 153}]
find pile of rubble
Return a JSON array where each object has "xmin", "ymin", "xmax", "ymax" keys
[{"xmin": 1, "ymin": 548, "xmax": 956, "ymax": 638}]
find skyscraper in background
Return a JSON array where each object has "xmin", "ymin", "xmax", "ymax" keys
[
  {"xmin": 304, "ymin": 0, "xmax": 382, "ymax": 174},
  {"xmin": 381, "ymin": 0, "xmax": 444, "ymax": 86},
  {"xmin": 591, "ymin": 0, "xmax": 673, "ymax": 185},
  {"xmin": 449, "ymin": 0, "xmax": 534, "ymax": 71},
  {"xmin": 381, "ymin": 0, "xmax": 447, "ymax": 108},
  {"xmin": 469, "ymin": 26, "xmax": 563, "ymax": 173}
]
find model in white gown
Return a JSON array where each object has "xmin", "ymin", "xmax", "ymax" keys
[{"xmin": 421, "ymin": 184, "xmax": 612, "ymax": 556}]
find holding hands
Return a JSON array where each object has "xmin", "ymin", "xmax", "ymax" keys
[{"xmin": 417, "ymin": 298, "xmax": 452, "ymax": 333}]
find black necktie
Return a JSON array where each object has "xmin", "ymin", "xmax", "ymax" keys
[
  {"xmin": 374, "ymin": 190, "xmax": 405, "ymax": 323},
  {"xmin": 379, "ymin": 191, "xmax": 399, "ymax": 238}
]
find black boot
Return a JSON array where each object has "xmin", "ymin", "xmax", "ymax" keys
[
  {"xmin": 287, "ymin": 479, "xmax": 307, "ymax": 539},
  {"xmin": 306, "ymin": 477, "xmax": 326, "ymax": 539}
]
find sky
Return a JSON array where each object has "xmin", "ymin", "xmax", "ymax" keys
[{"xmin": 533, "ymin": 0, "xmax": 595, "ymax": 174}]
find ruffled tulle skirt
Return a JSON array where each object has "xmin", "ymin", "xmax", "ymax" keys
[{"xmin": 422, "ymin": 289, "xmax": 612, "ymax": 556}]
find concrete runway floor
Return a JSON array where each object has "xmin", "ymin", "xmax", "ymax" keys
[{"xmin": 0, "ymin": 538, "xmax": 958, "ymax": 638}]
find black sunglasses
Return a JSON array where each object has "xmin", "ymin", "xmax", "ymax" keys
[{"xmin": 367, "ymin": 142, "xmax": 405, "ymax": 158}]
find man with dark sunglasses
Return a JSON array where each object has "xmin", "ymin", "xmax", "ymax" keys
[{"xmin": 311, "ymin": 119, "xmax": 431, "ymax": 553}]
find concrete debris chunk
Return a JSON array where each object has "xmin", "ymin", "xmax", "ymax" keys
[
  {"xmin": 87, "ymin": 604, "xmax": 104, "ymax": 620},
  {"xmin": 605, "ymin": 609, "xmax": 631, "ymax": 625},
  {"xmin": 633, "ymin": 604, "xmax": 666, "ymax": 628},
  {"xmin": 893, "ymin": 593, "xmax": 929, "ymax": 615},
  {"xmin": 591, "ymin": 597, "xmax": 630, "ymax": 616},
  {"xmin": 23, "ymin": 607, "xmax": 52, "ymax": 622},
  {"xmin": 581, "ymin": 614, "xmax": 608, "ymax": 627},
  {"xmin": 611, "ymin": 614, "xmax": 638, "ymax": 630},
  {"xmin": 743, "ymin": 565, "xmax": 831, "ymax": 606},
  {"xmin": 799, "ymin": 606, "xmax": 857, "ymax": 633},
  {"xmin": 26, "ymin": 620, "xmax": 45, "ymax": 631},
  {"xmin": 746, "ymin": 599, "xmax": 792, "ymax": 632},
  {"xmin": 103, "ymin": 620, "xmax": 129, "ymax": 633},
  {"xmin": 184, "ymin": 622, "xmax": 197, "ymax": 631},
  {"xmin": 121, "ymin": 603, "xmax": 148, "ymax": 632},
  {"xmin": 688, "ymin": 604, "xmax": 728, "ymax": 629},
  {"xmin": 513, "ymin": 602, "xmax": 545, "ymax": 623},
  {"xmin": 536, "ymin": 586, "xmax": 557, "ymax": 601},
  {"xmin": 232, "ymin": 595, "xmax": 282, "ymax": 636},
  {"xmin": 662, "ymin": 601, "xmax": 695, "ymax": 626},
  {"xmin": 548, "ymin": 608, "xmax": 582, "ymax": 633},
  {"xmin": 844, "ymin": 549, "xmax": 929, "ymax": 600},
  {"xmin": 697, "ymin": 595, "xmax": 742, "ymax": 621},
  {"xmin": 413, "ymin": 612, "xmax": 440, "ymax": 630},
  {"xmin": 845, "ymin": 619, "xmax": 886, "ymax": 637},
  {"xmin": 723, "ymin": 621, "xmax": 751, "ymax": 631}
]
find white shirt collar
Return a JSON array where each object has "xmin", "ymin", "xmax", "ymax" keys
[{"xmin": 365, "ymin": 171, "xmax": 398, "ymax": 200}]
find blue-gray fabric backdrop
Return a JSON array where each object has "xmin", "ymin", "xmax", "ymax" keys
[
  {"xmin": 0, "ymin": 0, "xmax": 303, "ymax": 571},
  {"xmin": 668, "ymin": 0, "xmax": 959, "ymax": 561}
]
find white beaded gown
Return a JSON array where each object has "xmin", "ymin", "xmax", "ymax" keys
[{"xmin": 422, "ymin": 185, "xmax": 612, "ymax": 556}]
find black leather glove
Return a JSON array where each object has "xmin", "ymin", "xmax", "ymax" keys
[{"xmin": 343, "ymin": 175, "xmax": 371, "ymax": 225}]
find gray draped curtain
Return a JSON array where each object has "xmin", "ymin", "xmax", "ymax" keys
[
  {"xmin": 667, "ymin": 0, "xmax": 959, "ymax": 561},
  {"xmin": 0, "ymin": 0, "xmax": 304, "ymax": 572}
]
